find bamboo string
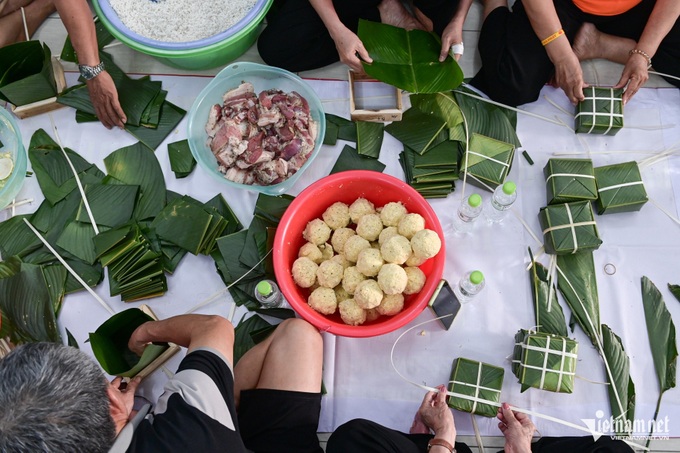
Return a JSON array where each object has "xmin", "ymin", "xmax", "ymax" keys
[
  {"xmin": 1, "ymin": 198, "xmax": 33, "ymax": 211},
  {"xmin": 389, "ymin": 316, "xmax": 646, "ymax": 451},
  {"xmin": 20, "ymin": 7, "xmax": 29, "ymax": 41},
  {"xmin": 647, "ymin": 197, "xmax": 680, "ymax": 227},
  {"xmin": 48, "ymin": 114, "xmax": 100, "ymax": 235},
  {"xmin": 649, "ymin": 70, "xmax": 680, "ymax": 83},
  {"xmin": 471, "ymin": 413, "xmax": 485, "ymax": 453},
  {"xmin": 541, "ymin": 94, "xmax": 572, "ymax": 117},
  {"xmin": 22, "ymin": 218, "xmax": 115, "ymax": 315}
]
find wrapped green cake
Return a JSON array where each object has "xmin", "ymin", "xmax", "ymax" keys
[
  {"xmin": 575, "ymin": 87, "xmax": 624, "ymax": 135},
  {"xmin": 512, "ymin": 330, "xmax": 578, "ymax": 394},
  {"xmin": 594, "ymin": 161, "xmax": 647, "ymax": 214},
  {"xmin": 460, "ymin": 133, "xmax": 515, "ymax": 191},
  {"xmin": 544, "ymin": 158, "xmax": 597, "ymax": 205},
  {"xmin": 539, "ymin": 201, "xmax": 602, "ymax": 255},
  {"xmin": 447, "ymin": 357, "xmax": 504, "ymax": 417}
]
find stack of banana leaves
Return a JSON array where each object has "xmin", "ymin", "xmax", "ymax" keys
[{"xmin": 324, "ymin": 113, "xmax": 387, "ymax": 174}]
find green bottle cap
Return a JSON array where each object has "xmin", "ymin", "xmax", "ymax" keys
[
  {"xmin": 257, "ymin": 280, "xmax": 273, "ymax": 296},
  {"xmin": 469, "ymin": 271, "xmax": 484, "ymax": 285},
  {"xmin": 502, "ymin": 181, "xmax": 517, "ymax": 195},
  {"xmin": 468, "ymin": 194, "xmax": 482, "ymax": 207}
]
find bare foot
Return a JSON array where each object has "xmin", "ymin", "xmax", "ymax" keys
[
  {"xmin": 378, "ymin": 0, "xmax": 426, "ymax": 31},
  {"xmin": 572, "ymin": 23, "xmax": 602, "ymax": 61}
]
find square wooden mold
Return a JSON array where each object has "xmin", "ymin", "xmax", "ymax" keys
[
  {"xmin": 10, "ymin": 57, "xmax": 67, "ymax": 119},
  {"xmin": 348, "ymin": 70, "xmax": 403, "ymax": 122}
]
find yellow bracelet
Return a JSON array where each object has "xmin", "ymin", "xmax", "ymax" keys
[
  {"xmin": 629, "ymin": 48, "xmax": 652, "ymax": 67},
  {"xmin": 541, "ymin": 29, "xmax": 565, "ymax": 46}
]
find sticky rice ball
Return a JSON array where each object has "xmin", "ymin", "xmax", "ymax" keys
[
  {"xmin": 331, "ymin": 254, "xmax": 351, "ymax": 269},
  {"xmin": 377, "ymin": 293, "xmax": 405, "ymax": 316},
  {"xmin": 377, "ymin": 263, "xmax": 408, "ymax": 295},
  {"xmin": 378, "ymin": 226, "xmax": 399, "ymax": 245},
  {"xmin": 303, "ymin": 218, "xmax": 332, "ymax": 245},
  {"xmin": 349, "ymin": 198, "xmax": 376, "ymax": 224},
  {"xmin": 397, "ymin": 213, "xmax": 425, "ymax": 239},
  {"xmin": 365, "ymin": 308, "xmax": 380, "ymax": 322},
  {"xmin": 331, "ymin": 227, "xmax": 356, "ymax": 254},
  {"xmin": 322, "ymin": 202, "xmax": 351, "ymax": 230},
  {"xmin": 356, "ymin": 213, "xmax": 383, "ymax": 241},
  {"xmin": 343, "ymin": 235, "xmax": 371, "ymax": 262},
  {"xmin": 403, "ymin": 266, "xmax": 426, "ymax": 295},
  {"xmin": 308, "ymin": 287, "xmax": 337, "ymax": 315},
  {"xmin": 380, "ymin": 235, "xmax": 412, "ymax": 265},
  {"xmin": 298, "ymin": 242, "xmax": 323, "ymax": 264},
  {"xmin": 335, "ymin": 285, "xmax": 352, "ymax": 303},
  {"xmin": 342, "ymin": 266, "xmax": 366, "ymax": 294},
  {"xmin": 354, "ymin": 279, "xmax": 383, "ymax": 309},
  {"xmin": 319, "ymin": 243, "xmax": 334, "ymax": 261},
  {"xmin": 411, "ymin": 229, "xmax": 442, "ymax": 260},
  {"xmin": 380, "ymin": 202, "xmax": 408, "ymax": 227},
  {"xmin": 339, "ymin": 298, "xmax": 367, "ymax": 326},
  {"xmin": 405, "ymin": 253, "xmax": 427, "ymax": 267},
  {"xmin": 356, "ymin": 248, "xmax": 384, "ymax": 277},
  {"xmin": 292, "ymin": 257, "xmax": 318, "ymax": 288},
  {"xmin": 317, "ymin": 260, "xmax": 344, "ymax": 288}
]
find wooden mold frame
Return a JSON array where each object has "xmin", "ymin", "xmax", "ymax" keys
[
  {"xmin": 134, "ymin": 304, "xmax": 181, "ymax": 381},
  {"xmin": 10, "ymin": 57, "xmax": 67, "ymax": 119},
  {"xmin": 348, "ymin": 70, "xmax": 403, "ymax": 122}
]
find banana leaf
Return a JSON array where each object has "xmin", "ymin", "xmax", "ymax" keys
[
  {"xmin": 539, "ymin": 201, "xmax": 601, "ymax": 255},
  {"xmin": 240, "ymin": 216, "xmax": 272, "ymax": 270},
  {"xmin": 452, "ymin": 88, "xmax": 521, "ymax": 148},
  {"xmin": 357, "ymin": 20, "xmax": 463, "ymax": 93},
  {"xmin": 593, "ymin": 161, "xmax": 647, "ymax": 214},
  {"xmin": 89, "ymin": 308, "xmax": 169, "ymax": 377},
  {"xmin": 324, "ymin": 121, "xmax": 339, "ymax": 145},
  {"xmin": 0, "ymin": 41, "xmax": 57, "ymax": 106},
  {"xmin": 0, "ymin": 262, "xmax": 61, "ymax": 344},
  {"xmin": 63, "ymin": 259, "xmax": 103, "ymax": 294},
  {"xmin": 215, "ymin": 231, "xmax": 263, "ymax": 310},
  {"xmin": 356, "ymin": 121, "xmax": 384, "ymax": 158},
  {"xmin": 641, "ymin": 276, "xmax": 677, "ymax": 442},
  {"xmin": 126, "ymin": 101, "xmax": 186, "ymax": 151},
  {"xmin": 447, "ymin": 357, "xmax": 504, "ymax": 417},
  {"xmin": 60, "ymin": 16, "xmax": 115, "ymax": 63},
  {"xmin": 233, "ymin": 313, "xmax": 272, "ymax": 365},
  {"xmin": 385, "ymin": 107, "xmax": 447, "ymax": 155},
  {"xmin": 601, "ymin": 324, "xmax": 636, "ymax": 436},
  {"xmin": 74, "ymin": 183, "xmax": 139, "ymax": 228},
  {"xmin": 140, "ymin": 86, "xmax": 165, "ymax": 128},
  {"xmin": 410, "ymin": 140, "xmax": 459, "ymax": 168},
  {"xmin": 670, "ymin": 284, "xmax": 680, "ymax": 303},
  {"xmin": 167, "ymin": 139, "xmax": 196, "ymax": 179},
  {"xmin": 55, "ymin": 221, "xmax": 98, "ymax": 265},
  {"xmin": 410, "ymin": 92, "xmax": 464, "ymax": 128},
  {"xmin": 530, "ymin": 257, "xmax": 568, "ymax": 337},
  {"xmin": 0, "ymin": 215, "xmax": 42, "ymax": 258},
  {"xmin": 575, "ymin": 87, "xmax": 623, "ymax": 136},
  {"xmin": 204, "ymin": 193, "xmax": 244, "ymax": 235},
  {"xmin": 253, "ymin": 193, "xmax": 295, "ymax": 225},
  {"xmin": 330, "ymin": 145, "xmax": 386, "ymax": 174},
  {"xmin": 66, "ymin": 328, "xmax": 79, "ymax": 348},
  {"xmin": 104, "ymin": 142, "xmax": 166, "ymax": 221},
  {"xmin": 544, "ymin": 158, "xmax": 597, "ymax": 205},
  {"xmin": 151, "ymin": 197, "xmax": 213, "ymax": 255},
  {"xmin": 461, "ymin": 133, "xmax": 515, "ymax": 190},
  {"xmin": 42, "ymin": 263, "xmax": 67, "ymax": 314},
  {"xmin": 515, "ymin": 331, "xmax": 578, "ymax": 393},
  {"xmin": 556, "ymin": 252, "xmax": 601, "ymax": 345}
]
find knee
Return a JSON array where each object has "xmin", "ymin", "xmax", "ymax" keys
[
  {"xmin": 327, "ymin": 419, "xmax": 376, "ymax": 452},
  {"xmin": 257, "ymin": 28, "xmax": 293, "ymax": 70},
  {"xmin": 277, "ymin": 318, "xmax": 323, "ymax": 350}
]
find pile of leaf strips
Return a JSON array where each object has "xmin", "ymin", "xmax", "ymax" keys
[
  {"xmin": 57, "ymin": 54, "xmax": 185, "ymax": 151},
  {"xmin": 324, "ymin": 114, "xmax": 387, "ymax": 174},
  {"xmin": 384, "ymin": 89, "xmax": 520, "ymax": 198},
  {"xmin": 0, "ymin": 130, "xmax": 243, "ymax": 344},
  {"xmin": 0, "ymin": 41, "xmax": 58, "ymax": 107}
]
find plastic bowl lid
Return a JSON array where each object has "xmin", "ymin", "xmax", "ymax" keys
[{"xmin": 0, "ymin": 108, "xmax": 27, "ymax": 210}]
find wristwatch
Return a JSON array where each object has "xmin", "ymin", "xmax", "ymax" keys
[
  {"xmin": 78, "ymin": 61, "xmax": 106, "ymax": 81},
  {"xmin": 427, "ymin": 438, "xmax": 456, "ymax": 453}
]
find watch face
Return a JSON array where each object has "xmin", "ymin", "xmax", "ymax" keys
[{"xmin": 80, "ymin": 63, "xmax": 103, "ymax": 80}]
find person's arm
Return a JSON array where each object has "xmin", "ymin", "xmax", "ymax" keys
[
  {"xmin": 438, "ymin": 0, "xmax": 474, "ymax": 62},
  {"xmin": 497, "ymin": 403, "xmax": 535, "ymax": 453},
  {"xmin": 616, "ymin": 0, "xmax": 680, "ymax": 103},
  {"xmin": 128, "ymin": 314, "xmax": 235, "ymax": 365},
  {"xmin": 309, "ymin": 0, "xmax": 372, "ymax": 72},
  {"xmin": 523, "ymin": 0, "xmax": 585, "ymax": 105},
  {"xmin": 54, "ymin": 0, "xmax": 126, "ymax": 129}
]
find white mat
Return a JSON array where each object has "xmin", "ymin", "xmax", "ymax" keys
[{"xmin": 3, "ymin": 75, "xmax": 680, "ymax": 440}]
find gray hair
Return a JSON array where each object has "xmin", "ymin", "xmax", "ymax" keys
[{"xmin": 0, "ymin": 342, "xmax": 115, "ymax": 453}]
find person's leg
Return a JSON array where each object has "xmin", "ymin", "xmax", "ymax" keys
[
  {"xmin": 234, "ymin": 317, "xmax": 323, "ymax": 407},
  {"xmin": 327, "ymin": 419, "xmax": 423, "ymax": 453},
  {"xmin": 412, "ymin": 0, "xmax": 460, "ymax": 35},
  {"xmin": 530, "ymin": 436, "xmax": 634, "ymax": 453},
  {"xmin": 0, "ymin": 0, "xmax": 54, "ymax": 47}
]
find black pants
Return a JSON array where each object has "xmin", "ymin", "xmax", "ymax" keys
[
  {"xmin": 469, "ymin": 0, "xmax": 680, "ymax": 106},
  {"xmin": 326, "ymin": 419, "xmax": 635, "ymax": 453},
  {"xmin": 258, "ymin": 0, "xmax": 460, "ymax": 72}
]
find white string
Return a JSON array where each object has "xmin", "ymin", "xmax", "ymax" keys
[
  {"xmin": 597, "ymin": 181, "xmax": 644, "ymax": 193},
  {"xmin": 48, "ymin": 114, "xmax": 99, "ymax": 235},
  {"xmin": 647, "ymin": 197, "xmax": 680, "ymax": 227},
  {"xmin": 458, "ymin": 103, "xmax": 471, "ymax": 202},
  {"xmin": 22, "ymin": 218, "xmax": 115, "ymax": 315},
  {"xmin": 649, "ymin": 70, "xmax": 680, "ymax": 83},
  {"xmin": 20, "ymin": 7, "xmax": 29, "ymax": 41},
  {"xmin": 541, "ymin": 94, "xmax": 572, "ymax": 117},
  {"xmin": 1, "ymin": 198, "xmax": 33, "ymax": 211},
  {"xmin": 471, "ymin": 413, "xmax": 485, "ymax": 453},
  {"xmin": 545, "ymin": 173, "xmax": 596, "ymax": 182}
]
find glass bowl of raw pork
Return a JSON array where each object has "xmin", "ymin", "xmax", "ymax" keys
[{"xmin": 187, "ymin": 62, "xmax": 326, "ymax": 195}]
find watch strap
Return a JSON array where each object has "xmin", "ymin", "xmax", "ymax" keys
[
  {"xmin": 79, "ymin": 61, "xmax": 106, "ymax": 80},
  {"xmin": 427, "ymin": 438, "xmax": 455, "ymax": 453}
]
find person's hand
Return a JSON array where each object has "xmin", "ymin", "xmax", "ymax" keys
[
  {"xmin": 330, "ymin": 25, "xmax": 372, "ymax": 73},
  {"xmin": 107, "ymin": 376, "xmax": 141, "ymax": 434},
  {"xmin": 86, "ymin": 71, "xmax": 126, "ymax": 129},
  {"xmin": 415, "ymin": 385, "xmax": 456, "ymax": 444},
  {"xmin": 128, "ymin": 321, "xmax": 152, "ymax": 356},
  {"xmin": 439, "ymin": 19, "xmax": 464, "ymax": 62},
  {"xmin": 497, "ymin": 403, "xmax": 535, "ymax": 453},
  {"xmin": 552, "ymin": 49, "xmax": 587, "ymax": 105},
  {"xmin": 615, "ymin": 52, "xmax": 650, "ymax": 105}
]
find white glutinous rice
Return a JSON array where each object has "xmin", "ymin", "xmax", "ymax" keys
[{"xmin": 109, "ymin": 0, "xmax": 257, "ymax": 43}]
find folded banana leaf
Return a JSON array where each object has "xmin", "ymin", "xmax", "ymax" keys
[
  {"xmin": 670, "ymin": 284, "xmax": 680, "ymax": 303},
  {"xmin": 60, "ymin": 16, "xmax": 114, "ymax": 63},
  {"xmin": 74, "ymin": 183, "xmax": 139, "ymax": 228},
  {"xmin": 601, "ymin": 324, "xmax": 636, "ymax": 436},
  {"xmin": 530, "ymin": 257, "xmax": 568, "ymax": 337},
  {"xmin": 325, "ymin": 114, "xmax": 357, "ymax": 142},
  {"xmin": 514, "ymin": 331, "xmax": 578, "ymax": 393},
  {"xmin": 556, "ymin": 252, "xmax": 601, "ymax": 345},
  {"xmin": 330, "ymin": 145, "xmax": 386, "ymax": 174},
  {"xmin": 453, "ymin": 87, "xmax": 521, "ymax": 148},
  {"xmin": 575, "ymin": 87, "xmax": 623, "ymax": 135},
  {"xmin": 357, "ymin": 20, "xmax": 463, "ymax": 93},
  {"xmin": 168, "ymin": 139, "xmax": 196, "ymax": 179},
  {"xmin": 356, "ymin": 121, "xmax": 384, "ymax": 158},
  {"xmin": 539, "ymin": 201, "xmax": 602, "ymax": 255},
  {"xmin": 447, "ymin": 357, "xmax": 504, "ymax": 417},
  {"xmin": 385, "ymin": 107, "xmax": 447, "ymax": 155},
  {"xmin": 544, "ymin": 158, "xmax": 597, "ymax": 205},
  {"xmin": 126, "ymin": 101, "xmax": 186, "ymax": 151},
  {"xmin": 594, "ymin": 161, "xmax": 647, "ymax": 214},
  {"xmin": 410, "ymin": 92, "xmax": 464, "ymax": 129},
  {"xmin": 204, "ymin": 193, "xmax": 244, "ymax": 236},
  {"xmin": 461, "ymin": 133, "xmax": 515, "ymax": 191},
  {"xmin": 0, "ymin": 41, "xmax": 57, "ymax": 106},
  {"xmin": 89, "ymin": 308, "xmax": 168, "ymax": 377}
]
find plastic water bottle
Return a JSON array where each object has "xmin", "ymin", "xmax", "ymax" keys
[
  {"xmin": 254, "ymin": 280, "xmax": 287, "ymax": 308},
  {"xmin": 454, "ymin": 270, "xmax": 485, "ymax": 305},
  {"xmin": 451, "ymin": 193, "xmax": 483, "ymax": 234},
  {"xmin": 484, "ymin": 181, "xmax": 517, "ymax": 223}
]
